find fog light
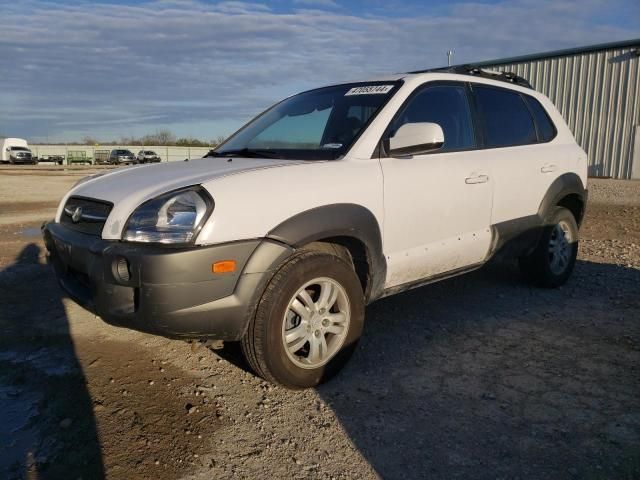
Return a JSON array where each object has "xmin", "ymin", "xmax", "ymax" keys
[{"xmin": 115, "ymin": 256, "xmax": 131, "ymax": 282}]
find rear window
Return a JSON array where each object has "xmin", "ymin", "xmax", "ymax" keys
[
  {"xmin": 524, "ymin": 96, "xmax": 556, "ymax": 142},
  {"xmin": 474, "ymin": 86, "xmax": 537, "ymax": 148}
]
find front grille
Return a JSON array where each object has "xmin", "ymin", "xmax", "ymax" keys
[{"xmin": 61, "ymin": 196, "xmax": 113, "ymax": 236}]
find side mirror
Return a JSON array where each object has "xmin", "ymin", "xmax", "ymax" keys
[{"xmin": 388, "ymin": 122, "xmax": 445, "ymax": 156}]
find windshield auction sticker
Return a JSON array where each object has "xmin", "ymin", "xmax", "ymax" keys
[{"xmin": 345, "ymin": 85, "xmax": 394, "ymax": 96}]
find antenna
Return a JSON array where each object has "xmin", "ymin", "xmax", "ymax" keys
[{"xmin": 446, "ymin": 50, "xmax": 454, "ymax": 67}]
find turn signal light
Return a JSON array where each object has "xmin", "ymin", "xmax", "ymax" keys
[{"xmin": 212, "ymin": 260, "xmax": 236, "ymax": 274}]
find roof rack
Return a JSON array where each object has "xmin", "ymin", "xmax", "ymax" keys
[{"xmin": 408, "ymin": 64, "xmax": 533, "ymax": 89}]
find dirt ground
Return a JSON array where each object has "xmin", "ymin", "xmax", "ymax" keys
[{"xmin": 0, "ymin": 166, "xmax": 638, "ymax": 480}]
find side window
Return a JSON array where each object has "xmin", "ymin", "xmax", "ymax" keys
[
  {"xmin": 474, "ymin": 86, "xmax": 537, "ymax": 147},
  {"xmin": 524, "ymin": 96, "xmax": 556, "ymax": 142},
  {"xmin": 389, "ymin": 84, "xmax": 475, "ymax": 152}
]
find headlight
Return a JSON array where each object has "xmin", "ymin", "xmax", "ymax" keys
[{"xmin": 122, "ymin": 187, "xmax": 213, "ymax": 244}]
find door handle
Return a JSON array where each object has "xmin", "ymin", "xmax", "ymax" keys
[
  {"xmin": 541, "ymin": 164, "xmax": 557, "ymax": 173},
  {"xmin": 465, "ymin": 174, "xmax": 489, "ymax": 184}
]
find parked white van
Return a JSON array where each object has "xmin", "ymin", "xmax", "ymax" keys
[
  {"xmin": 0, "ymin": 137, "xmax": 35, "ymax": 164},
  {"xmin": 43, "ymin": 67, "xmax": 588, "ymax": 388}
]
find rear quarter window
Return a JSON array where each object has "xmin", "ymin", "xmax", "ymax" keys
[
  {"xmin": 474, "ymin": 85, "xmax": 537, "ymax": 148},
  {"xmin": 524, "ymin": 96, "xmax": 557, "ymax": 142}
]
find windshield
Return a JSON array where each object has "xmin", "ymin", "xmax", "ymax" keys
[
  {"xmin": 10, "ymin": 146, "xmax": 29, "ymax": 151},
  {"xmin": 214, "ymin": 81, "xmax": 401, "ymax": 160}
]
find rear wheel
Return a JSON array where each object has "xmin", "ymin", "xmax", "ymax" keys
[
  {"xmin": 241, "ymin": 250, "xmax": 364, "ymax": 388},
  {"xmin": 519, "ymin": 206, "xmax": 579, "ymax": 288}
]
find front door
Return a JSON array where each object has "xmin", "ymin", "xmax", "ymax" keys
[{"xmin": 380, "ymin": 82, "xmax": 494, "ymax": 288}]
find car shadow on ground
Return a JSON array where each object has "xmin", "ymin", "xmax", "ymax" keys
[
  {"xmin": 316, "ymin": 258, "xmax": 640, "ymax": 479},
  {"xmin": 0, "ymin": 243, "xmax": 105, "ymax": 479}
]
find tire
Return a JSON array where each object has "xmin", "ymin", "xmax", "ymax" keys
[
  {"xmin": 241, "ymin": 250, "xmax": 365, "ymax": 389},
  {"xmin": 519, "ymin": 206, "xmax": 579, "ymax": 288}
]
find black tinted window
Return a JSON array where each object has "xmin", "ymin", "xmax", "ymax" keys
[
  {"xmin": 390, "ymin": 84, "xmax": 475, "ymax": 151},
  {"xmin": 474, "ymin": 86, "xmax": 537, "ymax": 147},
  {"xmin": 524, "ymin": 96, "xmax": 556, "ymax": 142}
]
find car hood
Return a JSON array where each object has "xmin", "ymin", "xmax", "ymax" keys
[{"xmin": 58, "ymin": 156, "xmax": 305, "ymax": 237}]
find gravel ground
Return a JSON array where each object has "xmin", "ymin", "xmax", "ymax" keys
[{"xmin": 0, "ymin": 168, "xmax": 638, "ymax": 479}]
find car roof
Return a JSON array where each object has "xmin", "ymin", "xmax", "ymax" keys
[
  {"xmin": 342, "ymin": 69, "xmax": 533, "ymax": 93},
  {"xmin": 291, "ymin": 69, "xmax": 543, "ymax": 106}
]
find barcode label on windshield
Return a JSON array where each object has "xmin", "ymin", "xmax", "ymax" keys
[{"xmin": 345, "ymin": 85, "xmax": 394, "ymax": 96}]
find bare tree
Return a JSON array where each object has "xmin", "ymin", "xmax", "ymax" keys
[
  {"xmin": 212, "ymin": 135, "xmax": 227, "ymax": 147},
  {"xmin": 155, "ymin": 129, "xmax": 176, "ymax": 145}
]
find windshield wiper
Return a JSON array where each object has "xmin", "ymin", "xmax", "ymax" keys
[
  {"xmin": 205, "ymin": 148, "xmax": 283, "ymax": 159},
  {"xmin": 204, "ymin": 149, "xmax": 221, "ymax": 157}
]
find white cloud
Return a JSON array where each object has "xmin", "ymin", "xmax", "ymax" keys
[
  {"xmin": 0, "ymin": 0, "xmax": 637, "ymax": 141},
  {"xmin": 293, "ymin": 0, "xmax": 339, "ymax": 8}
]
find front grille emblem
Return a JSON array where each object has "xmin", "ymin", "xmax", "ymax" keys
[{"xmin": 71, "ymin": 206, "xmax": 83, "ymax": 223}]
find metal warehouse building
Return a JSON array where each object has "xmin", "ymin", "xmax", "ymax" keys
[{"xmin": 475, "ymin": 39, "xmax": 640, "ymax": 179}]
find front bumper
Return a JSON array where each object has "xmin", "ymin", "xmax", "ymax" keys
[
  {"xmin": 42, "ymin": 222, "xmax": 293, "ymax": 340},
  {"xmin": 11, "ymin": 156, "xmax": 34, "ymax": 164}
]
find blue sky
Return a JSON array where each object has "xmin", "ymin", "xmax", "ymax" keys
[{"xmin": 0, "ymin": 0, "xmax": 638, "ymax": 143}]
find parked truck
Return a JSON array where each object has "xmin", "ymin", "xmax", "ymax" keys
[{"xmin": 0, "ymin": 137, "xmax": 36, "ymax": 164}]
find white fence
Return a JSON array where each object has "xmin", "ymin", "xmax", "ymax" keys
[{"xmin": 30, "ymin": 145, "xmax": 212, "ymax": 163}]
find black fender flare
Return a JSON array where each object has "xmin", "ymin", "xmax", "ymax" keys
[
  {"xmin": 267, "ymin": 203, "xmax": 386, "ymax": 302},
  {"xmin": 491, "ymin": 173, "xmax": 587, "ymax": 258},
  {"xmin": 537, "ymin": 172, "xmax": 587, "ymax": 223}
]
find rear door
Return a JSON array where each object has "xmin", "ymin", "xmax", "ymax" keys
[
  {"xmin": 471, "ymin": 84, "xmax": 556, "ymax": 225},
  {"xmin": 380, "ymin": 82, "xmax": 494, "ymax": 288}
]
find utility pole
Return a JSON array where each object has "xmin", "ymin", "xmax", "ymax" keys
[{"xmin": 447, "ymin": 50, "xmax": 454, "ymax": 67}]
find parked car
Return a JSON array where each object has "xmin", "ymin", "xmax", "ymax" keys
[
  {"xmin": 109, "ymin": 149, "xmax": 136, "ymax": 165},
  {"xmin": 1, "ymin": 137, "xmax": 36, "ymax": 164},
  {"xmin": 43, "ymin": 67, "xmax": 588, "ymax": 389},
  {"xmin": 137, "ymin": 150, "xmax": 161, "ymax": 163}
]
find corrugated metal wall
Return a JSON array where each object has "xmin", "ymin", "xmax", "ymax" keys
[{"xmin": 482, "ymin": 44, "xmax": 640, "ymax": 179}]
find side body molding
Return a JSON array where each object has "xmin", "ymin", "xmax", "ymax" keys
[{"xmin": 267, "ymin": 203, "xmax": 387, "ymax": 303}]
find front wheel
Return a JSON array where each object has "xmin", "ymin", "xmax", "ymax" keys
[
  {"xmin": 519, "ymin": 206, "xmax": 579, "ymax": 288},
  {"xmin": 241, "ymin": 250, "xmax": 364, "ymax": 389}
]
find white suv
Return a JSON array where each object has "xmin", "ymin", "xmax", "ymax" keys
[{"xmin": 43, "ymin": 68, "xmax": 588, "ymax": 388}]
